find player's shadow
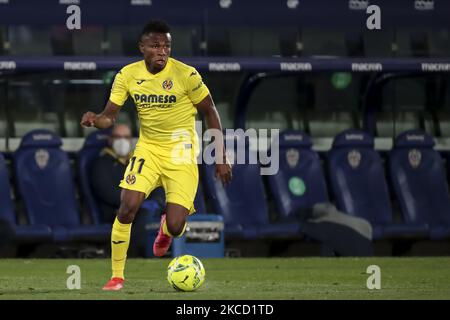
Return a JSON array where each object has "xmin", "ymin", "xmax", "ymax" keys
[{"xmin": 145, "ymin": 289, "xmax": 199, "ymax": 295}]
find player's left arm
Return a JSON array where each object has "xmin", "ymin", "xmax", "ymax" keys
[{"xmin": 195, "ymin": 95, "xmax": 232, "ymax": 185}]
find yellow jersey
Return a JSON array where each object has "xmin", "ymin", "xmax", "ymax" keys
[{"xmin": 109, "ymin": 57, "xmax": 209, "ymax": 156}]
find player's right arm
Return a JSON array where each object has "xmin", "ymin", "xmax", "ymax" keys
[
  {"xmin": 80, "ymin": 100, "xmax": 121, "ymax": 129},
  {"xmin": 80, "ymin": 69, "xmax": 129, "ymax": 129}
]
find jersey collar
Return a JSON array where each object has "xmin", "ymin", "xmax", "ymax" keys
[{"xmin": 141, "ymin": 58, "xmax": 172, "ymax": 79}]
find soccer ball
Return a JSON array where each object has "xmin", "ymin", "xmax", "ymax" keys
[{"xmin": 167, "ymin": 255, "xmax": 206, "ymax": 292}]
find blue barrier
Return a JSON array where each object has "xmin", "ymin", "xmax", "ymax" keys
[
  {"xmin": 1, "ymin": 56, "xmax": 450, "ymax": 73},
  {"xmin": 172, "ymin": 214, "xmax": 225, "ymax": 258}
]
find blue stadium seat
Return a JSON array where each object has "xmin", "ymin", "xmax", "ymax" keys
[
  {"xmin": 202, "ymin": 134, "xmax": 300, "ymax": 239},
  {"xmin": 77, "ymin": 129, "xmax": 112, "ymax": 225},
  {"xmin": 0, "ymin": 153, "xmax": 15, "ymax": 224},
  {"xmin": 0, "ymin": 152, "xmax": 52, "ymax": 242},
  {"xmin": 389, "ymin": 130, "xmax": 450, "ymax": 240},
  {"xmin": 328, "ymin": 129, "xmax": 428, "ymax": 240},
  {"xmin": 13, "ymin": 129, "xmax": 110, "ymax": 242},
  {"xmin": 268, "ymin": 130, "xmax": 328, "ymax": 220}
]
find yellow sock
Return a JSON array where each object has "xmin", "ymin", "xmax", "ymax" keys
[
  {"xmin": 111, "ymin": 217, "xmax": 132, "ymax": 279},
  {"xmin": 162, "ymin": 220, "xmax": 187, "ymax": 238}
]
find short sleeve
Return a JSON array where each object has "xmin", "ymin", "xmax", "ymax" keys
[
  {"xmin": 186, "ymin": 68, "xmax": 210, "ymax": 105},
  {"xmin": 109, "ymin": 70, "xmax": 129, "ymax": 106}
]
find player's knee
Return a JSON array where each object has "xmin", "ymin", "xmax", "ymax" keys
[{"xmin": 117, "ymin": 200, "xmax": 140, "ymax": 224}]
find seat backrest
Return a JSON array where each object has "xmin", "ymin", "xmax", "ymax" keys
[
  {"xmin": 77, "ymin": 129, "xmax": 111, "ymax": 224},
  {"xmin": 0, "ymin": 153, "xmax": 16, "ymax": 225},
  {"xmin": 328, "ymin": 129, "xmax": 393, "ymax": 225},
  {"xmin": 389, "ymin": 130, "xmax": 450, "ymax": 226},
  {"xmin": 202, "ymin": 135, "xmax": 269, "ymax": 226},
  {"xmin": 206, "ymin": 26, "xmax": 231, "ymax": 56},
  {"xmin": 73, "ymin": 26, "xmax": 104, "ymax": 55},
  {"xmin": 0, "ymin": 26, "xmax": 6, "ymax": 55},
  {"xmin": 13, "ymin": 129, "xmax": 80, "ymax": 227},
  {"xmin": 363, "ymin": 29, "xmax": 394, "ymax": 57},
  {"xmin": 301, "ymin": 28, "xmax": 347, "ymax": 56},
  {"xmin": 268, "ymin": 130, "xmax": 328, "ymax": 219},
  {"xmin": 170, "ymin": 26, "xmax": 200, "ymax": 56},
  {"xmin": 50, "ymin": 26, "xmax": 74, "ymax": 55},
  {"xmin": 396, "ymin": 28, "xmax": 430, "ymax": 57},
  {"xmin": 8, "ymin": 26, "xmax": 52, "ymax": 55},
  {"xmin": 428, "ymin": 29, "xmax": 450, "ymax": 57}
]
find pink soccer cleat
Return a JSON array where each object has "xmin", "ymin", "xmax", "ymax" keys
[
  {"xmin": 153, "ymin": 214, "xmax": 173, "ymax": 257},
  {"xmin": 102, "ymin": 277, "xmax": 124, "ymax": 291}
]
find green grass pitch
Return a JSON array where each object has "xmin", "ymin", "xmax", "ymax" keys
[{"xmin": 0, "ymin": 258, "xmax": 449, "ymax": 299}]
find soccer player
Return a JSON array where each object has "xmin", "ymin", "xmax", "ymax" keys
[{"xmin": 80, "ymin": 20, "xmax": 232, "ymax": 291}]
